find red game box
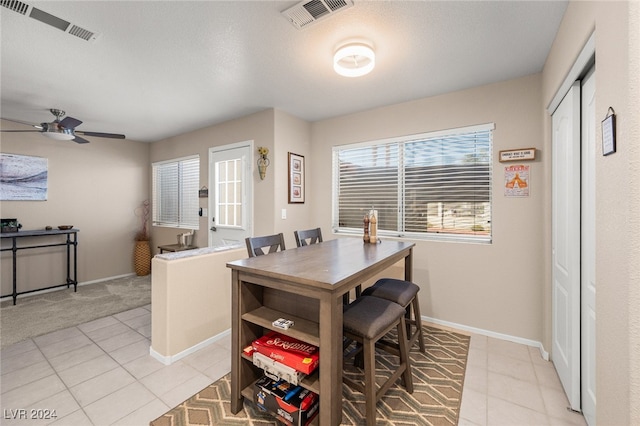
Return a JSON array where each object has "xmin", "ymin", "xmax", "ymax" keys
[{"xmin": 252, "ymin": 331, "xmax": 319, "ymax": 375}]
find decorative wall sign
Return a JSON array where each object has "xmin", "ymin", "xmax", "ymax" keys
[
  {"xmin": 602, "ymin": 107, "xmax": 616, "ymax": 156},
  {"xmin": 499, "ymin": 148, "xmax": 536, "ymax": 162},
  {"xmin": 504, "ymin": 164, "xmax": 530, "ymax": 197},
  {"xmin": 288, "ymin": 152, "xmax": 305, "ymax": 204},
  {"xmin": 0, "ymin": 153, "xmax": 48, "ymax": 201}
]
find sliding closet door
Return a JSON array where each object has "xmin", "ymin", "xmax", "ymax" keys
[
  {"xmin": 580, "ymin": 67, "xmax": 596, "ymax": 426},
  {"xmin": 551, "ymin": 81, "xmax": 581, "ymax": 411}
]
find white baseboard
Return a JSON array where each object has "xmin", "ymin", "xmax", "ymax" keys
[
  {"xmin": 150, "ymin": 329, "xmax": 232, "ymax": 365},
  {"xmin": 423, "ymin": 315, "xmax": 550, "ymax": 361},
  {"xmin": 78, "ymin": 273, "xmax": 137, "ymax": 287},
  {"xmin": 0, "ymin": 273, "xmax": 139, "ymax": 303}
]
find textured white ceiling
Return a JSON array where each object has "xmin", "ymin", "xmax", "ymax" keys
[{"xmin": 0, "ymin": 1, "xmax": 568, "ymax": 143}]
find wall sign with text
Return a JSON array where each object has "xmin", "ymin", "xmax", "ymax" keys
[{"xmin": 499, "ymin": 148, "xmax": 536, "ymax": 162}]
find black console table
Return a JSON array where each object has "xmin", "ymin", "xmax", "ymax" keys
[{"xmin": 1, "ymin": 229, "xmax": 79, "ymax": 305}]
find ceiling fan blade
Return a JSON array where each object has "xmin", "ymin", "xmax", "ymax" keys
[
  {"xmin": 73, "ymin": 136, "xmax": 91, "ymax": 144},
  {"xmin": 0, "ymin": 129, "xmax": 42, "ymax": 133},
  {"xmin": 1, "ymin": 117, "xmax": 43, "ymax": 129},
  {"xmin": 76, "ymin": 131, "xmax": 126, "ymax": 139},
  {"xmin": 59, "ymin": 116, "xmax": 83, "ymax": 129}
]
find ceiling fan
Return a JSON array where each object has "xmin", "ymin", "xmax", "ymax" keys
[{"xmin": 0, "ymin": 109, "xmax": 125, "ymax": 144}]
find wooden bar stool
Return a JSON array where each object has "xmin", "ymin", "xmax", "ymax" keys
[
  {"xmin": 361, "ymin": 278, "xmax": 426, "ymax": 354},
  {"xmin": 342, "ymin": 295, "xmax": 413, "ymax": 425}
]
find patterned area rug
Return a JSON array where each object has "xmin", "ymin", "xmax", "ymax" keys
[{"xmin": 150, "ymin": 325, "xmax": 469, "ymax": 426}]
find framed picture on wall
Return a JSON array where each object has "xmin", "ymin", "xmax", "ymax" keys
[{"xmin": 288, "ymin": 152, "xmax": 305, "ymax": 204}]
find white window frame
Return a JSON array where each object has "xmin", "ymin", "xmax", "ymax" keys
[
  {"xmin": 152, "ymin": 155, "xmax": 200, "ymax": 229},
  {"xmin": 332, "ymin": 123, "xmax": 494, "ymax": 243}
]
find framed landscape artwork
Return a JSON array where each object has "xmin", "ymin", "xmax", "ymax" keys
[
  {"xmin": 288, "ymin": 152, "xmax": 304, "ymax": 204},
  {"xmin": 0, "ymin": 153, "xmax": 48, "ymax": 201}
]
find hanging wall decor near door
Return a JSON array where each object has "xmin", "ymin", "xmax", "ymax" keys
[{"xmin": 602, "ymin": 107, "xmax": 616, "ymax": 156}]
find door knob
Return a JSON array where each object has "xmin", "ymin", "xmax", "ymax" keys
[{"xmin": 210, "ymin": 226, "xmax": 217, "ymax": 232}]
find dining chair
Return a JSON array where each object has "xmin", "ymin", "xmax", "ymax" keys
[
  {"xmin": 293, "ymin": 227, "xmax": 323, "ymax": 247},
  {"xmin": 245, "ymin": 233, "xmax": 286, "ymax": 257}
]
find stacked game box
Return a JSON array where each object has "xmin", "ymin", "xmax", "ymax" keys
[
  {"xmin": 253, "ymin": 376, "xmax": 319, "ymax": 426},
  {"xmin": 252, "ymin": 331, "xmax": 319, "ymax": 375}
]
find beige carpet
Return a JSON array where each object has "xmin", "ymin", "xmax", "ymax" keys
[
  {"xmin": 150, "ymin": 325, "xmax": 469, "ymax": 426},
  {"xmin": 0, "ymin": 274, "xmax": 151, "ymax": 348}
]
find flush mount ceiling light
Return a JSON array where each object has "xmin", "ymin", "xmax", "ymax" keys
[{"xmin": 333, "ymin": 42, "xmax": 375, "ymax": 77}]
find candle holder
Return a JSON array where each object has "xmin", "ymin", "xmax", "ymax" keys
[{"xmin": 257, "ymin": 147, "xmax": 270, "ymax": 180}]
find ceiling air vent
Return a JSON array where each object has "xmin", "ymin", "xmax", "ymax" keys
[
  {"xmin": 2, "ymin": 0, "xmax": 99, "ymax": 42},
  {"xmin": 68, "ymin": 24, "xmax": 97, "ymax": 42},
  {"xmin": 282, "ymin": 0, "xmax": 354, "ymax": 30},
  {"xmin": 1, "ymin": 0, "xmax": 30, "ymax": 15}
]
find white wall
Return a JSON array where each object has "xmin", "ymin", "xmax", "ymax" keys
[
  {"xmin": 541, "ymin": 2, "xmax": 640, "ymax": 423},
  {"xmin": 310, "ymin": 74, "xmax": 545, "ymax": 342},
  {"xmin": 149, "ymin": 110, "xmax": 277, "ymax": 252},
  {"xmin": 0, "ymin": 122, "xmax": 150, "ymax": 295}
]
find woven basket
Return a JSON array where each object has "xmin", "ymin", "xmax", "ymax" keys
[{"xmin": 134, "ymin": 240, "xmax": 151, "ymax": 276}]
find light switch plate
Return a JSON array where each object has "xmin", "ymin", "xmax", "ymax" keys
[{"xmin": 281, "ymin": 209, "xmax": 287, "ymax": 219}]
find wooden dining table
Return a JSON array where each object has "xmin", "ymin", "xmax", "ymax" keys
[{"xmin": 226, "ymin": 237, "xmax": 415, "ymax": 425}]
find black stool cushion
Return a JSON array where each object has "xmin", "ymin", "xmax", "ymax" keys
[
  {"xmin": 361, "ymin": 278, "xmax": 419, "ymax": 307},
  {"xmin": 343, "ymin": 296, "xmax": 405, "ymax": 340}
]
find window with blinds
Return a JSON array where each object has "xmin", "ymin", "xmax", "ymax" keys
[
  {"xmin": 332, "ymin": 123, "xmax": 494, "ymax": 242},
  {"xmin": 152, "ymin": 155, "xmax": 200, "ymax": 229}
]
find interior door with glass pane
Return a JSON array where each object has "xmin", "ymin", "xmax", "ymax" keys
[{"xmin": 208, "ymin": 143, "xmax": 252, "ymax": 247}]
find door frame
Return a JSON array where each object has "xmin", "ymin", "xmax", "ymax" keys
[{"xmin": 580, "ymin": 66, "xmax": 596, "ymax": 426}]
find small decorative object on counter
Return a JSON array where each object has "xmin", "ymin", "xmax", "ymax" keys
[
  {"xmin": 177, "ymin": 229, "xmax": 194, "ymax": 247},
  {"xmin": 1, "ymin": 218, "xmax": 21, "ymax": 233},
  {"xmin": 363, "ymin": 214, "xmax": 370, "ymax": 243},
  {"xmin": 369, "ymin": 209, "xmax": 378, "ymax": 243}
]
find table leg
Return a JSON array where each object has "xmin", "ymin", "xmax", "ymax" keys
[
  {"xmin": 404, "ymin": 247, "xmax": 413, "ymax": 282},
  {"xmin": 66, "ymin": 233, "xmax": 71, "ymax": 288},
  {"xmin": 11, "ymin": 237, "xmax": 17, "ymax": 305},
  {"xmin": 230, "ymin": 270, "xmax": 242, "ymax": 414},
  {"xmin": 73, "ymin": 232, "xmax": 78, "ymax": 291},
  {"xmin": 318, "ymin": 292, "xmax": 343, "ymax": 425}
]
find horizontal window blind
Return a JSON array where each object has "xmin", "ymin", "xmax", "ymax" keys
[
  {"xmin": 333, "ymin": 124, "xmax": 493, "ymax": 242},
  {"xmin": 152, "ymin": 156, "xmax": 199, "ymax": 229},
  {"xmin": 334, "ymin": 143, "xmax": 400, "ymax": 231}
]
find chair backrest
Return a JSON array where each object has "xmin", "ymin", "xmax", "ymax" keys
[
  {"xmin": 245, "ymin": 233, "xmax": 286, "ymax": 257},
  {"xmin": 294, "ymin": 227, "xmax": 323, "ymax": 247}
]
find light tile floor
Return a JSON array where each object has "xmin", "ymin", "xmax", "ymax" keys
[{"xmin": 1, "ymin": 305, "xmax": 587, "ymax": 425}]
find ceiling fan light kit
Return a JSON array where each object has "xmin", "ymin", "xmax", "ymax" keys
[
  {"xmin": 1, "ymin": 108, "xmax": 125, "ymax": 144},
  {"xmin": 42, "ymin": 127, "xmax": 75, "ymax": 141},
  {"xmin": 334, "ymin": 42, "xmax": 375, "ymax": 77}
]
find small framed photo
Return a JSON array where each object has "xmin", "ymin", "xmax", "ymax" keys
[
  {"xmin": 602, "ymin": 113, "xmax": 616, "ymax": 156},
  {"xmin": 288, "ymin": 152, "xmax": 305, "ymax": 204}
]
